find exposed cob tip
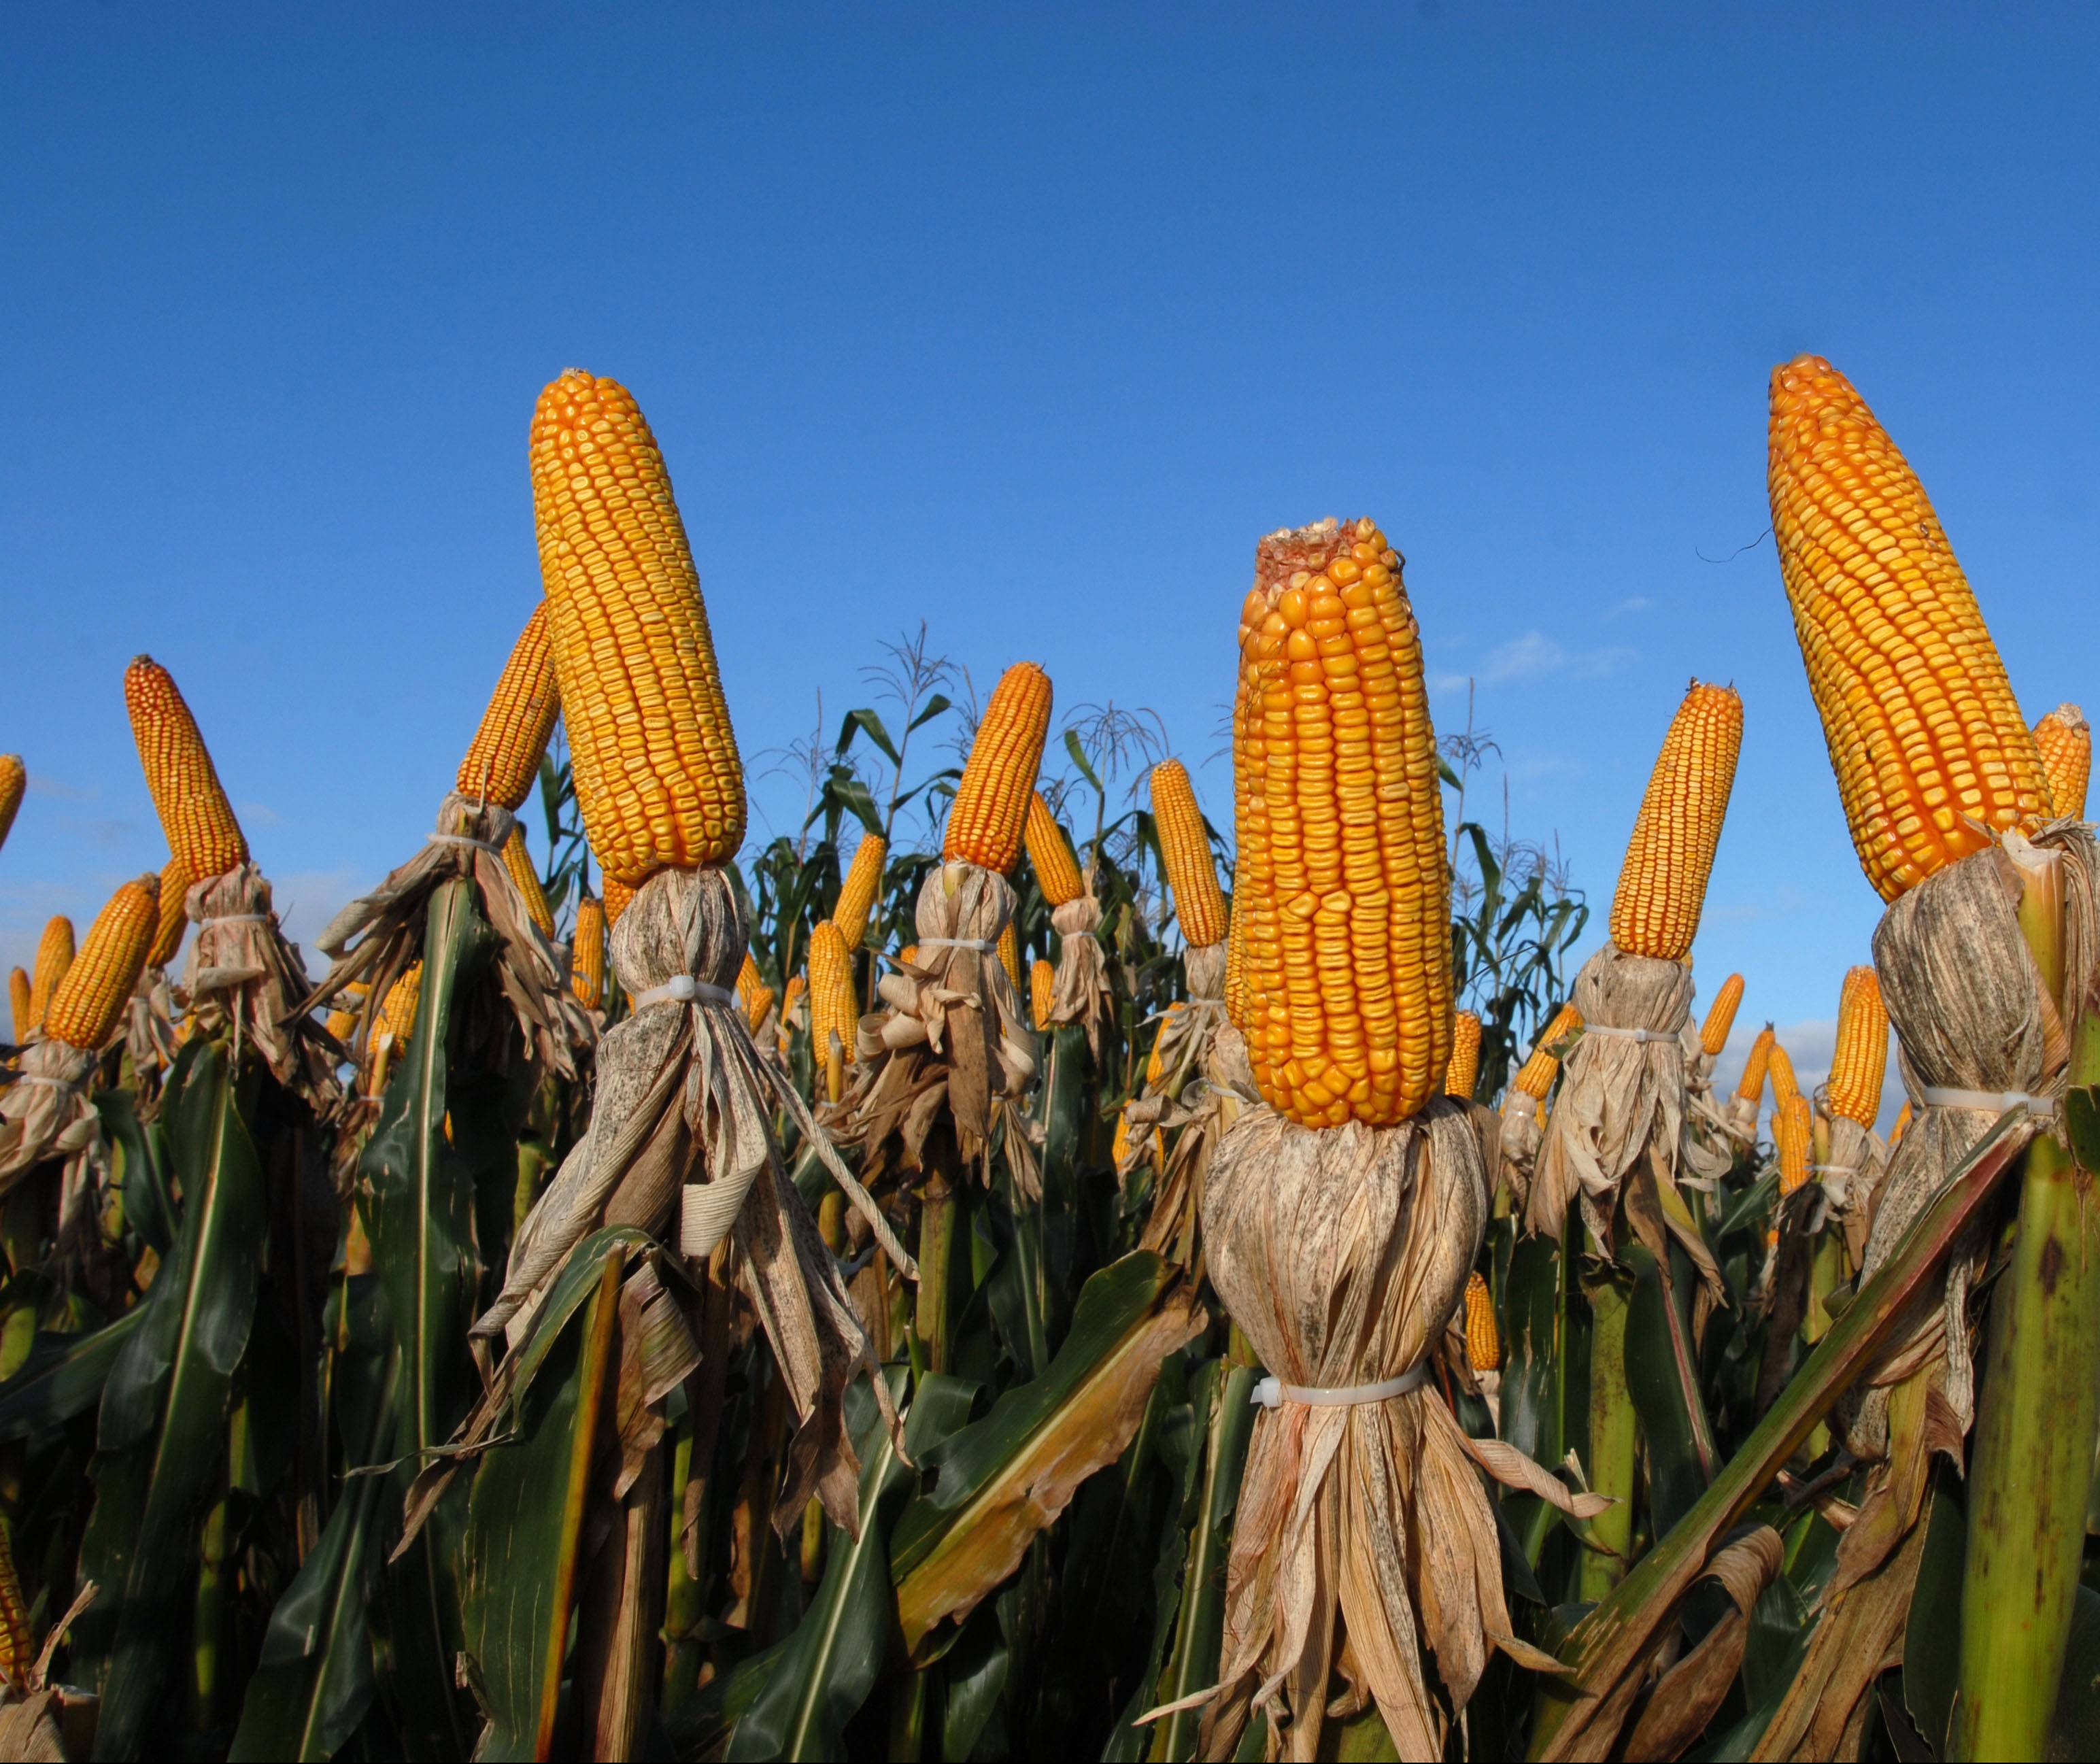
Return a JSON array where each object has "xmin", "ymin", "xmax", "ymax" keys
[
  {"xmin": 2035, "ymin": 703, "xmax": 2091, "ymax": 821},
  {"xmin": 834, "ymin": 833, "xmax": 887, "ymax": 952},
  {"xmin": 1608, "ymin": 681, "xmax": 1742, "ymax": 962},
  {"xmin": 571, "ymin": 894, "xmax": 607, "ymax": 1010},
  {"xmin": 1445, "ymin": 1011, "xmax": 1483, "ymax": 1100},
  {"xmin": 1023, "ymin": 792, "xmax": 1084, "ymax": 906},
  {"xmin": 1511, "ymin": 1002, "xmax": 1582, "ymax": 1100},
  {"xmin": 1030, "ymin": 957, "xmax": 1054, "ymax": 1032},
  {"xmin": 530, "ymin": 369, "xmax": 745, "ymax": 886},
  {"xmin": 0, "ymin": 754, "xmax": 23, "ymax": 853},
  {"xmin": 997, "ymin": 919, "xmax": 1022, "ymax": 991},
  {"xmin": 1768, "ymin": 356, "xmax": 2048, "ymax": 901},
  {"xmin": 27, "ymin": 916, "xmax": 76, "ymax": 1040},
  {"xmin": 324, "ymin": 982, "xmax": 369, "ymax": 1045},
  {"xmin": 1891, "ymin": 1098, "xmax": 1913, "ymax": 1149},
  {"xmin": 1464, "ymin": 1270, "xmax": 1500, "ymax": 1372},
  {"xmin": 944, "ymin": 663, "xmax": 1053, "ymax": 872},
  {"xmin": 124, "ymin": 656, "xmax": 250, "ymax": 881},
  {"xmin": 736, "ymin": 951, "xmax": 774, "ymax": 1035},
  {"xmin": 1735, "ymin": 1023, "xmax": 1776, "ymax": 1106},
  {"xmin": 458, "ymin": 604, "xmax": 561, "ymax": 811},
  {"xmin": 44, "ymin": 874, "xmax": 159, "ymax": 1051},
  {"xmin": 148, "ymin": 856, "xmax": 192, "ymax": 969},
  {"xmin": 1150, "ymin": 760, "xmax": 1227, "ymax": 948},
  {"xmin": 1699, "ymin": 973, "xmax": 1745, "ymax": 1057},
  {"xmin": 502, "ymin": 824, "xmax": 557, "ymax": 940},
  {"xmin": 1828, "ymin": 966, "xmax": 1889, "ymax": 1127}
]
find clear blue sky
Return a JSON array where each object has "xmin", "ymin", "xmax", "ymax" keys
[{"xmin": 5, "ymin": 5, "xmax": 2096, "ymax": 1116}]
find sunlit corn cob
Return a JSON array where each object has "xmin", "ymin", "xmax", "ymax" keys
[
  {"xmin": 376, "ymin": 964, "xmax": 422, "ymax": 1049},
  {"xmin": 1030, "ymin": 957, "xmax": 1053, "ymax": 1031},
  {"xmin": 1511, "ymin": 1002, "xmax": 1582, "ymax": 1100},
  {"xmin": 2035, "ymin": 704, "xmax": 2091, "ymax": 821},
  {"xmin": 997, "ymin": 919, "xmax": 1021, "ymax": 991},
  {"xmin": 736, "ymin": 951, "xmax": 770, "ymax": 1032},
  {"xmin": 1608, "ymin": 682, "xmax": 1742, "ymax": 962},
  {"xmin": 458, "ymin": 604, "xmax": 560, "ymax": 811},
  {"xmin": 1464, "ymin": 1270, "xmax": 1500, "ymax": 1372},
  {"xmin": 44, "ymin": 875, "xmax": 160, "ymax": 1051},
  {"xmin": 324, "ymin": 982, "xmax": 369, "ymax": 1045},
  {"xmin": 1776, "ymin": 1093, "xmax": 1812, "ymax": 1200},
  {"xmin": 27, "ymin": 917, "xmax": 75, "ymax": 1038},
  {"xmin": 1769, "ymin": 356, "xmax": 2048, "ymax": 901},
  {"xmin": 530, "ymin": 371, "xmax": 745, "ymax": 884},
  {"xmin": 1112, "ymin": 1108, "xmax": 1134, "ymax": 1168},
  {"xmin": 808, "ymin": 921, "xmax": 856, "ymax": 1066},
  {"xmin": 897, "ymin": 946, "xmax": 918, "ymax": 968},
  {"xmin": 8, "ymin": 969, "xmax": 30, "ymax": 1046},
  {"xmin": 1736, "ymin": 1025, "xmax": 1776, "ymax": 1106},
  {"xmin": 124, "ymin": 657, "xmax": 250, "ymax": 881},
  {"xmin": 943, "ymin": 663, "xmax": 1053, "ymax": 872},
  {"xmin": 1150, "ymin": 760, "xmax": 1228, "ymax": 947},
  {"xmin": 1023, "ymin": 792, "xmax": 1084, "ymax": 907},
  {"xmin": 603, "ymin": 874, "xmax": 634, "ymax": 925},
  {"xmin": 1223, "ymin": 904, "xmax": 1245, "ymax": 1026},
  {"xmin": 1147, "ymin": 1004, "xmax": 1183, "ymax": 1087},
  {"xmin": 1891, "ymin": 1098, "xmax": 1912, "ymax": 1148},
  {"xmin": 780, "ymin": 972, "xmax": 807, "ymax": 1036},
  {"xmin": 1699, "ymin": 973, "xmax": 1745, "ymax": 1057},
  {"xmin": 501, "ymin": 824, "xmax": 556, "ymax": 938},
  {"xmin": 571, "ymin": 896, "xmax": 606, "ymax": 1010},
  {"xmin": 0, "ymin": 754, "xmax": 22, "ymax": 853},
  {"xmin": 1445, "ymin": 1011, "xmax": 1483, "ymax": 1100},
  {"xmin": 148, "ymin": 857, "xmax": 192, "ymax": 969},
  {"xmin": 834, "ymin": 834, "xmax": 887, "ymax": 951},
  {"xmin": 1769, "ymin": 1040, "xmax": 1799, "ymax": 1115},
  {"xmin": 0, "ymin": 1518, "xmax": 28, "ymax": 1690},
  {"xmin": 1829, "ymin": 967, "xmax": 1889, "ymax": 1127},
  {"xmin": 1234, "ymin": 518, "xmax": 1453, "ymax": 1127}
]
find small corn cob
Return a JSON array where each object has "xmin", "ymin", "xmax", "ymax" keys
[
  {"xmin": 148, "ymin": 856, "xmax": 192, "ymax": 969},
  {"xmin": 502, "ymin": 824, "xmax": 556, "ymax": 938},
  {"xmin": 1769, "ymin": 356, "xmax": 2048, "ymax": 901},
  {"xmin": 834, "ymin": 834, "xmax": 887, "ymax": 951},
  {"xmin": 2035, "ymin": 704, "xmax": 2091, "ymax": 821},
  {"xmin": 780, "ymin": 972, "xmax": 807, "ymax": 1034},
  {"xmin": 44, "ymin": 875, "xmax": 160, "ymax": 1051},
  {"xmin": 530, "ymin": 371, "xmax": 745, "ymax": 885},
  {"xmin": 1776, "ymin": 1093, "xmax": 1812, "ymax": 1201},
  {"xmin": 8, "ymin": 968, "xmax": 31, "ymax": 1045},
  {"xmin": 376, "ymin": 963, "xmax": 423, "ymax": 1049},
  {"xmin": 1464, "ymin": 1270, "xmax": 1500, "ymax": 1372},
  {"xmin": 1030, "ymin": 957, "xmax": 1054, "ymax": 1031},
  {"xmin": 808, "ymin": 921, "xmax": 856, "ymax": 1065},
  {"xmin": 0, "ymin": 754, "xmax": 23, "ymax": 853},
  {"xmin": 1147, "ymin": 1004, "xmax": 1183, "ymax": 1087},
  {"xmin": 124, "ymin": 657, "xmax": 249, "ymax": 881},
  {"xmin": 28, "ymin": 916, "xmax": 76, "ymax": 1037},
  {"xmin": 1829, "ymin": 967, "xmax": 1889, "ymax": 1127},
  {"xmin": 997, "ymin": 919, "xmax": 1021, "ymax": 991},
  {"xmin": 1736, "ymin": 1025, "xmax": 1776, "ymax": 1106},
  {"xmin": 1769, "ymin": 1041, "xmax": 1800, "ymax": 1115},
  {"xmin": 897, "ymin": 946, "xmax": 918, "ymax": 968},
  {"xmin": 944, "ymin": 663, "xmax": 1053, "ymax": 872},
  {"xmin": 1446, "ymin": 1011, "xmax": 1483, "ymax": 1100},
  {"xmin": 458, "ymin": 604, "xmax": 560, "ymax": 811},
  {"xmin": 1891, "ymin": 1098, "xmax": 1913, "ymax": 1148},
  {"xmin": 1699, "ymin": 973, "xmax": 1745, "ymax": 1057},
  {"xmin": 1235, "ymin": 518, "xmax": 1453, "ymax": 1127},
  {"xmin": 603, "ymin": 873, "xmax": 635, "ymax": 925},
  {"xmin": 735, "ymin": 951, "xmax": 774, "ymax": 1033},
  {"xmin": 1608, "ymin": 683, "xmax": 1743, "ymax": 962},
  {"xmin": 1150, "ymin": 760, "xmax": 1228, "ymax": 948},
  {"xmin": 0, "ymin": 1517, "xmax": 29, "ymax": 1690},
  {"xmin": 1023, "ymin": 793, "xmax": 1084, "ymax": 907},
  {"xmin": 1112, "ymin": 1108, "xmax": 1134, "ymax": 1168},
  {"xmin": 324, "ymin": 982, "xmax": 369, "ymax": 1045},
  {"xmin": 1511, "ymin": 1003, "xmax": 1582, "ymax": 1100},
  {"xmin": 571, "ymin": 896, "xmax": 607, "ymax": 1009}
]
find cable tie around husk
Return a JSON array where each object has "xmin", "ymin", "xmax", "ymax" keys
[
  {"xmin": 197, "ymin": 914, "xmax": 271, "ymax": 927},
  {"xmin": 426, "ymin": 832, "xmax": 503, "ymax": 853},
  {"xmin": 1578, "ymin": 1023, "xmax": 1680, "ymax": 1045},
  {"xmin": 1918, "ymin": 1086, "xmax": 2058, "ymax": 1116},
  {"xmin": 631, "ymin": 974, "xmax": 738, "ymax": 1011},
  {"xmin": 1249, "ymin": 1366, "xmax": 1428, "ymax": 1410},
  {"xmin": 5, "ymin": 1072, "xmax": 80, "ymax": 1094},
  {"xmin": 917, "ymin": 936, "xmax": 998, "ymax": 952},
  {"xmin": 1809, "ymin": 1164, "xmax": 1861, "ymax": 1176}
]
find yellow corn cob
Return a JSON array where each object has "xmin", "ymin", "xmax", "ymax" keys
[
  {"xmin": 834, "ymin": 834, "xmax": 887, "ymax": 951},
  {"xmin": 1112, "ymin": 1108, "xmax": 1134, "ymax": 1168},
  {"xmin": 1608, "ymin": 683, "xmax": 1743, "ymax": 962},
  {"xmin": 530, "ymin": 371, "xmax": 745, "ymax": 885},
  {"xmin": 2035, "ymin": 704, "xmax": 2091, "ymax": 821},
  {"xmin": 1829, "ymin": 966, "xmax": 1889, "ymax": 1127},
  {"xmin": 0, "ymin": 754, "xmax": 22, "ymax": 853},
  {"xmin": 124, "ymin": 657, "xmax": 250, "ymax": 881},
  {"xmin": 458, "ymin": 604, "xmax": 561, "ymax": 811},
  {"xmin": 1150, "ymin": 760, "xmax": 1228, "ymax": 948},
  {"xmin": 1024, "ymin": 793, "xmax": 1084, "ymax": 907},
  {"xmin": 1769, "ymin": 356, "xmax": 2049, "ymax": 902},
  {"xmin": 8, "ymin": 968, "xmax": 31, "ymax": 1045},
  {"xmin": 0, "ymin": 1518, "xmax": 28, "ymax": 1691},
  {"xmin": 603, "ymin": 874, "xmax": 635, "ymax": 925},
  {"xmin": 943, "ymin": 663, "xmax": 1053, "ymax": 872},
  {"xmin": 781, "ymin": 972, "xmax": 807, "ymax": 1034},
  {"xmin": 571, "ymin": 896, "xmax": 607, "ymax": 1010},
  {"xmin": 1030, "ymin": 957, "xmax": 1054, "ymax": 1031},
  {"xmin": 997, "ymin": 919, "xmax": 1021, "ymax": 991},
  {"xmin": 1891, "ymin": 1098, "xmax": 1912, "ymax": 1148},
  {"xmin": 898, "ymin": 946, "xmax": 919, "ymax": 968},
  {"xmin": 1147, "ymin": 1004, "xmax": 1184, "ymax": 1087},
  {"xmin": 28, "ymin": 916, "xmax": 75, "ymax": 1037},
  {"xmin": 1769, "ymin": 1041, "xmax": 1799, "ymax": 1115},
  {"xmin": 1736, "ymin": 1025, "xmax": 1776, "ymax": 1105},
  {"xmin": 148, "ymin": 856, "xmax": 192, "ymax": 969},
  {"xmin": 1446, "ymin": 1011, "xmax": 1483, "ymax": 1100},
  {"xmin": 1223, "ymin": 903, "xmax": 1245, "ymax": 1027},
  {"xmin": 376, "ymin": 964, "xmax": 422, "ymax": 1049},
  {"xmin": 808, "ymin": 921, "xmax": 856, "ymax": 1065},
  {"xmin": 736, "ymin": 951, "xmax": 776, "ymax": 1033},
  {"xmin": 1776, "ymin": 1093, "xmax": 1812, "ymax": 1200},
  {"xmin": 1464, "ymin": 1270, "xmax": 1500, "ymax": 1372},
  {"xmin": 1511, "ymin": 1003, "xmax": 1582, "ymax": 1100},
  {"xmin": 44, "ymin": 875, "xmax": 160, "ymax": 1051},
  {"xmin": 501, "ymin": 824, "xmax": 556, "ymax": 938},
  {"xmin": 1234, "ymin": 518, "xmax": 1453, "ymax": 1128},
  {"xmin": 324, "ymin": 982, "xmax": 369, "ymax": 1045},
  {"xmin": 1699, "ymin": 973, "xmax": 1745, "ymax": 1057}
]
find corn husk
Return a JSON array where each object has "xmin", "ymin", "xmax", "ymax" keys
[
  {"xmin": 122, "ymin": 966, "xmax": 180, "ymax": 1090},
  {"xmin": 1496, "ymin": 1088, "xmax": 1544, "ymax": 1212},
  {"xmin": 0, "ymin": 1040, "xmax": 101, "ymax": 1190},
  {"xmin": 1820, "ymin": 1114, "xmax": 1888, "ymax": 1272},
  {"xmin": 1046, "ymin": 874, "xmax": 1115, "ymax": 1057},
  {"xmin": 180, "ymin": 863, "xmax": 340, "ymax": 1110}
]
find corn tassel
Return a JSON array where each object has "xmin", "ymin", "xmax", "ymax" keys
[
  {"xmin": 943, "ymin": 663, "xmax": 1053, "ymax": 872},
  {"xmin": 1828, "ymin": 966, "xmax": 1889, "ymax": 1127},
  {"xmin": 2035, "ymin": 704, "xmax": 2091, "ymax": 821},
  {"xmin": 834, "ymin": 834, "xmax": 887, "ymax": 951},
  {"xmin": 1608, "ymin": 682, "xmax": 1742, "ymax": 961},
  {"xmin": 1150, "ymin": 759, "xmax": 1228, "ymax": 947},
  {"xmin": 44, "ymin": 875, "xmax": 160, "ymax": 1051},
  {"xmin": 458, "ymin": 604, "xmax": 560, "ymax": 811},
  {"xmin": 124, "ymin": 657, "xmax": 249, "ymax": 881},
  {"xmin": 1023, "ymin": 792, "xmax": 1084, "ymax": 907}
]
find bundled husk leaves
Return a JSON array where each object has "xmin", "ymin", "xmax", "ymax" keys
[
  {"xmin": 0, "ymin": 1039, "xmax": 102, "ymax": 1190},
  {"xmin": 1495, "ymin": 1087, "xmax": 1544, "ymax": 1213},
  {"xmin": 183, "ymin": 862, "xmax": 341, "ymax": 1110},
  {"xmin": 1819, "ymin": 1110, "xmax": 1888, "ymax": 1272},
  {"xmin": 1045, "ymin": 870, "xmax": 1115, "ymax": 1055},
  {"xmin": 121, "ymin": 967, "xmax": 180, "ymax": 1091}
]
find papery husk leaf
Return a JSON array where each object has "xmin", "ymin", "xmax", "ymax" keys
[
  {"xmin": 182, "ymin": 862, "xmax": 341, "ymax": 1110},
  {"xmin": 1047, "ymin": 885, "xmax": 1115, "ymax": 1058}
]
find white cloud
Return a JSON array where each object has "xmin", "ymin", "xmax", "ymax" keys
[
  {"xmin": 1478, "ymin": 630, "xmax": 1635, "ymax": 685},
  {"xmin": 1606, "ymin": 596, "xmax": 1651, "ymax": 620}
]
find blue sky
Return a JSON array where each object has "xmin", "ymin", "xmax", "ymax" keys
[{"xmin": 6, "ymin": 5, "xmax": 2097, "ymax": 1121}]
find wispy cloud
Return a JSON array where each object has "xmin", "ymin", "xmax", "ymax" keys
[
  {"xmin": 237, "ymin": 800, "xmax": 285, "ymax": 828},
  {"xmin": 1606, "ymin": 596, "xmax": 1650, "ymax": 620},
  {"xmin": 1477, "ymin": 630, "xmax": 1635, "ymax": 685}
]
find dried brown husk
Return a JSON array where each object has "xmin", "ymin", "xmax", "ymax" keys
[
  {"xmin": 182, "ymin": 863, "xmax": 341, "ymax": 1112},
  {"xmin": 1820, "ymin": 1114, "xmax": 1887, "ymax": 1272},
  {"xmin": 0, "ymin": 1040, "xmax": 101, "ymax": 1191},
  {"xmin": 1047, "ymin": 878, "xmax": 1115, "ymax": 1057},
  {"xmin": 1682, "ymin": 1023, "xmax": 1757, "ymax": 1166},
  {"xmin": 122, "ymin": 967, "xmax": 180, "ymax": 1094},
  {"xmin": 1197, "ymin": 1102, "xmax": 1604, "ymax": 1761},
  {"xmin": 1496, "ymin": 1088, "xmax": 1544, "ymax": 1214}
]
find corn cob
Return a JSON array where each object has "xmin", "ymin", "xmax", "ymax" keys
[
  {"xmin": 1829, "ymin": 966, "xmax": 1889, "ymax": 1127},
  {"xmin": 1511, "ymin": 1002, "xmax": 1582, "ymax": 1100},
  {"xmin": 1030, "ymin": 958, "xmax": 1054, "ymax": 1031},
  {"xmin": 1446, "ymin": 1011, "xmax": 1483, "ymax": 1100},
  {"xmin": 2035, "ymin": 704, "xmax": 2091, "ymax": 821},
  {"xmin": 603, "ymin": 873, "xmax": 635, "ymax": 925},
  {"xmin": 124, "ymin": 657, "xmax": 249, "ymax": 881},
  {"xmin": 1891, "ymin": 1098, "xmax": 1913, "ymax": 1148},
  {"xmin": 324, "ymin": 982, "xmax": 369, "ymax": 1045},
  {"xmin": 376, "ymin": 964, "xmax": 422, "ymax": 1049},
  {"xmin": 1150, "ymin": 760, "xmax": 1228, "ymax": 947},
  {"xmin": 0, "ymin": 754, "xmax": 22, "ymax": 853},
  {"xmin": 1112, "ymin": 1108, "xmax": 1134, "ymax": 1169},
  {"xmin": 1147, "ymin": 1004, "xmax": 1183, "ymax": 1087},
  {"xmin": 898, "ymin": 946, "xmax": 918, "ymax": 969},
  {"xmin": 808, "ymin": 921, "xmax": 856, "ymax": 1065},
  {"xmin": 780, "ymin": 972, "xmax": 807, "ymax": 1035},
  {"xmin": 1769, "ymin": 356, "xmax": 2048, "ymax": 901},
  {"xmin": 27, "ymin": 917, "xmax": 75, "ymax": 1037},
  {"xmin": 1464, "ymin": 1270, "xmax": 1500, "ymax": 1372},
  {"xmin": 834, "ymin": 834, "xmax": 887, "ymax": 951},
  {"xmin": 8, "ymin": 969, "xmax": 30, "ymax": 1046},
  {"xmin": 735, "ymin": 951, "xmax": 773, "ymax": 1033},
  {"xmin": 501, "ymin": 824, "xmax": 556, "ymax": 938},
  {"xmin": 1235, "ymin": 518, "xmax": 1453, "ymax": 1127},
  {"xmin": 1699, "ymin": 973, "xmax": 1745, "ymax": 1057},
  {"xmin": 44, "ymin": 875, "xmax": 160, "ymax": 1051},
  {"xmin": 148, "ymin": 856, "xmax": 192, "ymax": 969},
  {"xmin": 530, "ymin": 371, "xmax": 745, "ymax": 885},
  {"xmin": 1769, "ymin": 1040, "xmax": 1800, "ymax": 1115},
  {"xmin": 997, "ymin": 919, "xmax": 1021, "ymax": 991},
  {"xmin": 0, "ymin": 1518, "xmax": 28, "ymax": 1691},
  {"xmin": 1776, "ymin": 1093, "xmax": 1812, "ymax": 1201},
  {"xmin": 571, "ymin": 896, "xmax": 607, "ymax": 1009},
  {"xmin": 1608, "ymin": 683, "xmax": 1743, "ymax": 962},
  {"xmin": 458, "ymin": 604, "xmax": 560, "ymax": 811},
  {"xmin": 943, "ymin": 663, "xmax": 1053, "ymax": 872},
  {"xmin": 1223, "ymin": 903, "xmax": 1245, "ymax": 1027},
  {"xmin": 1023, "ymin": 793, "xmax": 1084, "ymax": 907},
  {"xmin": 1736, "ymin": 1024, "xmax": 1776, "ymax": 1105}
]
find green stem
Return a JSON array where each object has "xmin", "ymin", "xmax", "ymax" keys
[
  {"xmin": 660, "ymin": 1415, "xmax": 703, "ymax": 1712},
  {"xmin": 1578, "ymin": 1272, "xmax": 1636, "ymax": 1605}
]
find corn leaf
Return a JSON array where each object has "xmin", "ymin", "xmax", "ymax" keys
[{"xmin": 0, "ymin": 1307, "xmax": 143, "ymax": 1446}]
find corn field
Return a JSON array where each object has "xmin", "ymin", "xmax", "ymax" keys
[{"xmin": 0, "ymin": 354, "xmax": 2097, "ymax": 1763}]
